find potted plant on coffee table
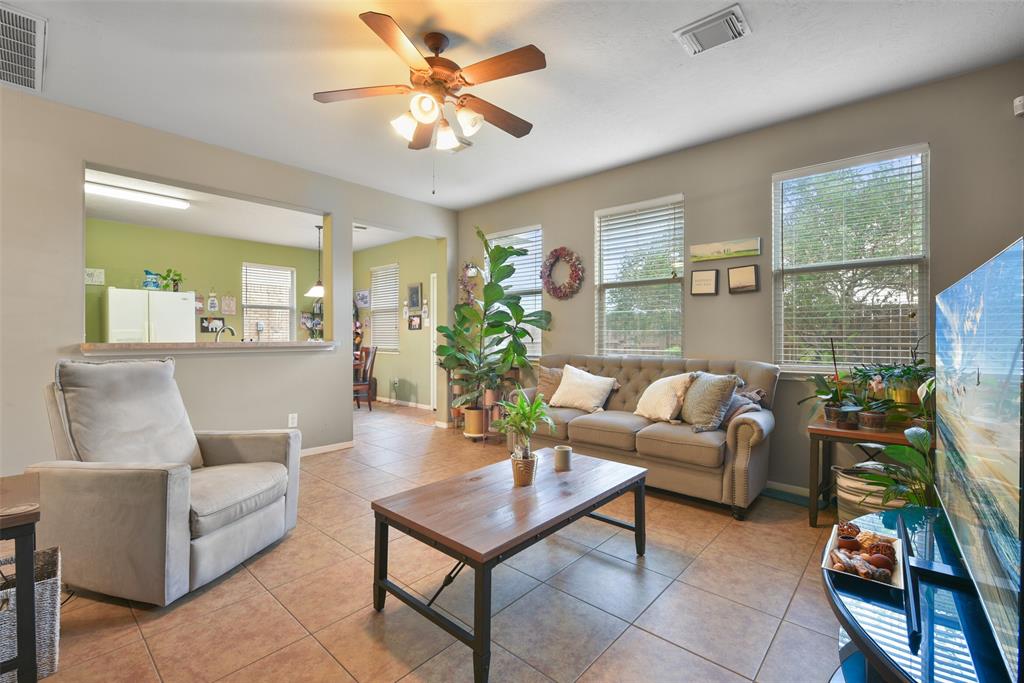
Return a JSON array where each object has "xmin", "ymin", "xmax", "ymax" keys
[
  {"xmin": 492, "ymin": 393, "xmax": 556, "ymax": 486},
  {"xmin": 437, "ymin": 228, "xmax": 551, "ymax": 440}
]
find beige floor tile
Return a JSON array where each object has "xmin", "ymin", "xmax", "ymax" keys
[
  {"xmin": 301, "ymin": 456, "xmax": 370, "ymax": 482},
  {"xmin": 271, "ymin": 554, "xmax": 376, "ymax": 631},
  {"xmin": 409, "ymin": 564, "xmax": 539, "ymax": 628},
  {"xmin": 505, "ymin": 536, "xmax": 589, "ymax": 581},
  {"xmin": 315, "ymin": 602, "xmax": 455, "ymax": 682},
  {"xmin": 353, "ymin": 476, "xmax": 421, "ymax": 501},
  {"xmin": 132, "ymin": 565, "xmax": 266, "ymax": 637},
  {"xmin": 298, "ymin": 490, "xmax": 372, "ymax": 530},
  {"xmin": 635, "ymin": 581, "xmax": 779, "ymax": 679},
  {"xmin": 579, "ymin": 626, "xmax": 746, "ymax": 683},
  {"xmin": 492, "ymin": 584, "xmax": 627, "ymax": 683},
  {"xmin": 548, "ymin": 551, "xmax": 673, "ymax": 621},
  {"xmin": 596, "ymin": 528, "xmax": 704, "ymax": 578},
  {"xmin": 299, "ymin": 472, "xmax": 348, "ymax": 506},
  {"xmin": 361, "ymin": 535, "xmax": 457, "ymax": 584},
  {"xmin": 679, "ymin": 546, "xmax": 800, "ymax": 617},
  {"xmin": 403, "ymin": 642, "xmax": 551, "ymax": 683},
  {"xmin": 59, "ymin": 589, "xmax": 128, "ymax": 615},
  {"xmin": 147, "ymin": 592, "xmax": 306, "ymax": 683},
  {"xmin": 705, "ymin": 521, "xmax": 819, "ymax": 575},
  {"xmin": 323, "ymin": 512, "xmax": 403, "ymax": 554},
  {"xmin": 58, "ymin": 596, "xmax": 142, "ymax": 669},
  {"xmin": 348, "ymin": 445, "xmax": 422, "ymax": 467},
  {"xmin": 555, "ymin": 516, "xmax": 619, "ymax": 548},
  {"xmin": 45, "ymin": 640, "xmax": 158, "ymax": 682},
  {"xmin": 803, "ymin": 534, "xmax": 830, "ymax": 586},
  {"xmin": 756, "ymin": 621, "xmax": 839, "ymax": 683},
  {"xmin": 301, "ymin": 450, "xmax": 360, "ymax": 467},
  {"xmin": 323, "ymin": 466, "xmax": 403, "ymax": 492},
  {"xmin": 783, "ymin": 577, "xmax": 839, "ymax": 638},
  {"xmin": 740, "ymin": 497, "xmax": 822, "ymax": 544},
  {"xmin": 245, "ymin": 529, "xmax": 353, "ymax": 588},
  {"xmin": 647, "ymin": 501, "xmax": 731, "ymax": 546},
  {"xmin": 218, "ymin": 636, "xmax": 355, "ymax": 682}
]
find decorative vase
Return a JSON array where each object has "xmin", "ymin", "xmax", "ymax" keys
[
  {"xmin": 463, "ymin": 407, "xmax": 485, "ymax": 437},
  {"xmin": 510, "ymin": 433, "xmax": 536, "ymax": 486},
  {"xmin": 857, "ymin": 410, "xmax": 888, "ymax": 432},
  {"xmin": 823, "ymin": 405, "xmax": 858, "ymax": 429},
  {"xmin": 886, "ymin": 383, "xmax": 920, "ymax": 405}
]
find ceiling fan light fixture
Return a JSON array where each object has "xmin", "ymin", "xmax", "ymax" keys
[
  {"xmin": 435, "ymin": 119, "xmax": 459, "ymax": 150},
  {"xmin": 410, "ymin": 93, "xmax": 440, "ymax": 124},
  {"xmin": 456, "ymin": 105, "xmax": 484, "ymax": 136},
  {"xmin": 390, "ymin": 111, "xmax": 417, "ymax": 141}
]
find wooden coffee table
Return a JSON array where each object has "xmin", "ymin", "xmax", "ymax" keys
[{"xmin": 371, "ymin": 448, "xmax": 647, "ymax": 683}]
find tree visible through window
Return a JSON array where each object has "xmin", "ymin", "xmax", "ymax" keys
[
  {"xmin": 772, "ymin": 144, "xmax": 930, "ymax": 370},
  {"xmin": 488, "ymin": 227, "xmax": 543, "ymax": 358},
  {"xmin": 596, "ymin": 196, "xmax": 684, "ymax": 356},
  {"xmin": 242, "ymin": 263, "xmax": 296, "ymax": 342}
]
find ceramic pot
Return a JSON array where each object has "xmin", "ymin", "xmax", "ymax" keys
[
  {"xmin": 887, "ymin": 384, "xmax": 920, "ymax": 405},
  {"xmin": 823, "ymin": 405, "xmax": 858, "ymax": 429},
  {"xmin": 858, "ymin": 411, "xmax": 888, "ymax": 432},
  {"xmin": 484, "ymin": 389, "xmax": 498, "ymax": 407},
  {"xmin": 510, "ymin": 456, "xmax": 536, "ymax": 486},
  {"xmin": 463, "ymin": 408, "xmax": 486, "ymax": 437}
]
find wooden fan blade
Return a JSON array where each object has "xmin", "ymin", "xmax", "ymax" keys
[
  {"xmin": 460, "ymin": 95, "xmax": 533, "ymax": 138},
  {"xmin": 360, "ymin": 12, "xmax": 431, "ymax": 72},
  {"xmin": 313, "ymin": 84, "xmax": 411, "ymax": 103},
  {"xmin": 459, "ymin": 45, "xmax": 546, "ymax": 85},
  {"xmin": 409, "ymin": 121, "xmax": 435, "ymax": 150}
]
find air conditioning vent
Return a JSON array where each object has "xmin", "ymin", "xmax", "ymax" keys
[
  {"xmin": 673, "ymin": 4, "xmax": 750, "ymax": 56},
  {"xmin": 0, "ymin": 3, "xmax": 46, "ymax": 92}
]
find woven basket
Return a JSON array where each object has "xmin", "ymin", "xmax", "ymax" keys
[{"xmin": 0, "ymin": 546, "xmax": 61, "ymax": 682}]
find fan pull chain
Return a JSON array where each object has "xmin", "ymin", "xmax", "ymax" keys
[{"xmin": 432, "ymin": 156, "xmax": 437, "ymax": 196}]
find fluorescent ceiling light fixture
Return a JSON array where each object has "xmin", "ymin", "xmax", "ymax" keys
[
  {"xmin": 84, "ymin": 182, "xmax": 190, "ymax": 209},
  {"xmin": 390, "ymin": 112, "xmax": 417, "ymax": 141},
  {"xmin": 435, "ymin": 119, "xmax": 459, "ymax": 150}
]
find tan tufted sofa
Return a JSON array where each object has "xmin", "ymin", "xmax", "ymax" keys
[{"xmin": 521, "ymin": 355, "xmax": 780, "ymax": 519}]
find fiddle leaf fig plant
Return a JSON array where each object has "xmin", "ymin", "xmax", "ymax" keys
[{"xmin": 436, "ymin": 228, "xmax": 552, "ymax": 409}]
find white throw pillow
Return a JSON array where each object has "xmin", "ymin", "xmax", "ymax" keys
[
  {"xmin": 549, "ymin": 364, "xmax": 617, "ymax": 413},
  {"xmin": 634, "ymin": 373, "xmax": 697, "ymax": 422}
]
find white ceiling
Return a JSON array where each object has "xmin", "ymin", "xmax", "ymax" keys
[
  {"xmin": 25, "ymin": 1, "xmax": 1024, "ymax": 210},
  {"xmin": 85, "ymin": 169, "xmax": 324, "ymax": 249}
]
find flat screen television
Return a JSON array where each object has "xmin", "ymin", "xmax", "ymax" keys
[{"xmin": 935, "ymin": 238, "xmax": 1023, "ymax": 683}]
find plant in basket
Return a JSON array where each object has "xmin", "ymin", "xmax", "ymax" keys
[{"xmin": 855, "ymin": 426, "xmax": 937, "ymax": 507}]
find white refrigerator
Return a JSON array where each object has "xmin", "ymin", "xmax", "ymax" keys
[{"xmin": 103, "ymin": 288, "xmax": 196, "ymax": 342}]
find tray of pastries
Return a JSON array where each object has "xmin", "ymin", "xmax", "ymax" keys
[{"xmin": 821, "ymin": 521, "xmax": 903, "ymax": 590}]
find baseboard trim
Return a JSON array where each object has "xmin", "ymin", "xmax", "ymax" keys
[
  {"xmin": 765, "ymin": 480, "xmax": 809, "ymax": 497},
  {"xmin": 301, "ymin": 441, "xmax": 354, "ymax": 457},
  {"xmin": 374, "ymin": 396, "xmax": 433, "ymax": 410},
  {"xmin": 434, "ymin": 421, "xmax": 454, "ymax": 429}
]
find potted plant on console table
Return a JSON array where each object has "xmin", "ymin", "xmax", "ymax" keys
[
  {"xmin": 492, "ymin": 393, "xmax": 556, "ymax": 486},
  {"xmin": 436, "ymin": 228, "xmax": 551, "ymax": 440}
]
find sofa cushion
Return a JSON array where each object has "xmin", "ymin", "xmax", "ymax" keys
[
  {"xmin": 550, "ymin": 364, "xmax": 618, "ymax": 413},
  {"xmin": 568, "ymin": 410, "xmax": 653, "ymax": 451},
  {"xmin": 55, "ymin": 358, "xmax": 203, "ymax": 468},
  {"xmin": 536, "ymin": 366, "xmax": 563, "ymax": 402},
  {"xmin": 636, "ymin": 423, "xmax": 727, "ymax": 468},
  {"xmin": 189, "ymin": 462, "xmax": 288, "ymax": 538},
  {"xmin": 544, "ymin": 406, "xmax": 587, "ymax": 440},
  {"xmin": 634, "ymin": 373, "xmax": 697, "ymax": 422}
]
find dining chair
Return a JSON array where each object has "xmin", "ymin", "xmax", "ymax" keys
[{"xmin": 354, "ymin": 346, "xmax": 378, "ymax": 410}]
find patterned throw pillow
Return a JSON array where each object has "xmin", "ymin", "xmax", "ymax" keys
[
  {"xmin": 634, "ymin": 373, "xmax": 697, "ymax": 422},
  {"xmin": 536, "ymin": 366, "xmax": 563, "ymax": 401},
  {"xmin": 681, "ymin": 372, "xmax": 744, "ymax": 432}
]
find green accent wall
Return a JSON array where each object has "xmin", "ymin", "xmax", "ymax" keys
[
  {"xmin": 85, "ymin": 218, "xmax": 321, "ymax": 342},
  {"xmin": 353, "ymin": 236, "xmax": 447, "ymax": 406}
]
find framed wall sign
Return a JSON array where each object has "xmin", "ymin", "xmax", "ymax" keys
[
  {"xmin": 408, "ymin": 283, "xmax": 422, "ymax": 309},
  {"xmin": 408, "ymin": 314, "xmax": 422, "ymax": 330},
  {"xmin": 690, "ymin": 237, "xmax": 761, "ymax": 262},
  {"xmin": 690, "ymin": 269, "xmax": 719, "ymax": 295},
  {"xmin": 354, "ymin": 289, "xmax": 370, "ymax": 309},
  {"xmin": 727, "ymin": 265, "xmax": 760, "ymax": 293}
]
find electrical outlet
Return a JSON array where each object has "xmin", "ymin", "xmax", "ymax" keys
[{"xmin": 288, "ymin": 413, "xmax": 298, "ymax": 428}]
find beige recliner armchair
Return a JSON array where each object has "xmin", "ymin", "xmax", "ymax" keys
[{"xmin": 29, "ymin": 358, "xmax": 300, "ymax": 606}]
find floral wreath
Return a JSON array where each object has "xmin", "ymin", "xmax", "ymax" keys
[{"xmin": 541, "ymin": 247, "xmax": 584, "ymax": 300}]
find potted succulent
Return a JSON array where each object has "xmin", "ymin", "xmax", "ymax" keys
[
  {"xmin": 437, "ymin": 228, "xmax": 551, "ymax": 439},
  {"xmin": 158, "ymin": 268, "xmax": 184, "ymax": 292},
  {"xmin": 491, "ymin": 393, "xmax": 556, "ymax": 486}
]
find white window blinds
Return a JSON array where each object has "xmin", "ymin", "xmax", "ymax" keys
[
  {"xmin": 370, "ymin": 263, "xmax": 400, "ymax": 352},
  {"xmin": 489, "ymin": 227, "xmax": 543, "ymax": 357},
  {"xmin": 772, "ymin": 144, "xmax": 930, "ymax": 370},
  {"xmin": 242, "ymin": 263, "xmax": 296, "ymax": 342},
  {"xmin": 595, "ymin": 196, "xmax": 684, "ymax": 357}
]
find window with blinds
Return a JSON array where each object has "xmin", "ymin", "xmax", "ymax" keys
[
  {"xmin": 772, "ymin": 144, "xmax": 930, "ymax": 370},
  {"xmin": 242, "ymin": 263, "xmax": 296, "ymax": 342},
  {"xmin": 489, "ymin": 227, "xmax": 543, "ymax": 357},
  {"xmin": 370, "ymin": 263, "xmax": 400, "ymax": 352},
  {"xmin": 595, "ymin": 196, "xmax": 684, "ymax": 357}
]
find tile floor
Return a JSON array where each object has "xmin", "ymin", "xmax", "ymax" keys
[{"xmin": 31, "ymin": 403, "xmax": 842, "ymax": 682}]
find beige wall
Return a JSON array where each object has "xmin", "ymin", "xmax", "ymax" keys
[
  {"xmin": 0, "ymin": 89, "xmax": 457, "ymax": 475},
  {"xmin": 458, "ymin": 59, "xmax": 1024, "ymax": 491}
]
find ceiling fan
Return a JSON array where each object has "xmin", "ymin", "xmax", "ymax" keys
[{"xmin": 314, "ymin": 12, "xmax": 546, "ymax": 151}]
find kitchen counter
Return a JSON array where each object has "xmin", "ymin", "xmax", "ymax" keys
[{"xmin": 80, "ymin": 341, "xmax": 336, "ymax": 356}]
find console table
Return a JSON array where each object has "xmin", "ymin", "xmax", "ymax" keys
[
  {"xmin": 806, "ymin": 421, "xmax": 911, "ymax": 527},
  {"xmin": 822, "ymin": 507, "xmax": 1011, "ymax": 683}
]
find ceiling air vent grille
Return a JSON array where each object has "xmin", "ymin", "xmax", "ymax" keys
[
  {"xmin": 673, "ymin": 4, "xmax": 750, "ymax": 56},
  {"xmin": 0, "ymin": 3, "xmax": 46, "ymax": 92}
]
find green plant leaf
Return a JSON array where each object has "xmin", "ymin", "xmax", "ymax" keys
[
  {"xmin": 882, "ymin": 444, "xmax": 929, "ymax": 475},
  {"xmin": 904, "ymin": 426, "xmax": 932, "ymax": 454},
  {"xmin": 483, "ymin": 282, "xmax": 504, "ymax": 310}
]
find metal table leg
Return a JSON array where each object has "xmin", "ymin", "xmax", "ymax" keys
[
  {"xmin": 473, "ymin": 565, "xmax": 492, "ymax": 683},
  {"xmin": 634, "ymin": 480, "xmax": 646, "ymax": 556},
  {"xmin": 15, "ymin": 526, "xmax": 36, "ymax": 683},
  {"xmin": 373, "ymin": 516, "xmax": 389, "ymax": 611}
]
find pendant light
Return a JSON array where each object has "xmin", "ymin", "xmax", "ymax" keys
[{"xmin": 305, "ymin": 225, "xmax": 325, "ymax": 298}]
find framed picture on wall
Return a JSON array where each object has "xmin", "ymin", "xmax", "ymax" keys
[
  {"xmin": 727, "ymin": 265, "xmax": 760, "ymax": 293},
  {"xmin": 408, "ymin": 314, "xmax": 422, "ymax": 330},
  {"xmin": 408, "ymin": 283, "xmax": 422, "ymax": 309},
  {"xmin": 354, "ymin": 289, "xmax": 370, "ymax": 309},
  {"xmin": 690, "ymin": 269, "xmax": 719, "ymax": 295},
  {"xmin": 200, "ymin": 317, "xmax": 225, "ymax": 333}
]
